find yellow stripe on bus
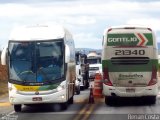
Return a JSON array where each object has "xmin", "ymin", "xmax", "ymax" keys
[{"xmin": 14, "ymin": 84, "xmax": 40, "ymax": 91}]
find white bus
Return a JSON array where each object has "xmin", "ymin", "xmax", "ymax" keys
[
  {"xmin": 1, "ymin": 24, "xmax": 76, "ymax": 112},
  {"xmin": 102, "ymin": 25, "xmax": 158, "ymax": 105},
  {"xmin": 75, "ymin": 52, "xmax": 89, "ymax": 90}
]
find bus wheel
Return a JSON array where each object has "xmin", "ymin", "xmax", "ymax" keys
[
  {"xmin": 14, "ymin": 104, "xmax": 22, "ymax": 112},
  {"xmin": 61, "ymin": 102, "xmax": 68, "ymax": 110},
  {"xmin": 76, "ymin": 89, "xmax": 80, "ymax": 95},
  {"xmin": 149, "ymin": 96, "xmax": 156, "ymax": 104},
  {"xmin": 86, "ymin": 81, "xmax": 89, "ymax": 89},
  {"xmin": 80, "ymin": 86, "xmax": 84, "ymax": 91},
  {"xmin": 105, "ymin": 96, "xmax": 113, "ymax": 106},
  {"xmin": 69, "ymin": 96, "xmax": 74, "ymax": 104},
  {"xmin": 53, "ymin": 104, "xmax": 61, "ymax": 111}
]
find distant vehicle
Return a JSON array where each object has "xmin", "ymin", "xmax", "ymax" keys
[
  {"xmin": 89, "ymin": 64, "xmax": 102, "ymax": 80},
  {"xmin": 75, "ymin": 52, "xmax": 89, "ymax": 90},
  {"xmin": 1, "ymin": 24, "xmax": 76, "ymax": 112},
  {"xmin": 76, "ymin": 64, "xmax": 84, "ymax": 90},
  {"xmin": 87, "ymin": 51, "xmax": 101, "ymax": 64},
  {"xmin": 75, "ymin": 78, "xmax": 80, "ymax": 95},
  {"xmin": 102, "ymin": 25, "xmax": 158, "ymax": 105},
  {"xmin": 87, "ymin": 51, "xmax": 102, "ymax": 80}
]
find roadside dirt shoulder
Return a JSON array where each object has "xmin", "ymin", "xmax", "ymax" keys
[{"xmin": 0, "ymin": 64, "xmax": 8, "ymax": 97}]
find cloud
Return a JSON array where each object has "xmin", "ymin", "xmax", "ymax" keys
[
  {"xmin": 0, "ymin": 4, "xmax": 35, "ymax": 17},
  {"xmin": 1, "ymin": 0, "xmax": 160, "ymax": 17},
  {"xmin": 74, "ymin": 33, "xmax": 102, "ymax": 49},
  {"xmin": 56, "ymin": 16, "xmax": 97, "ymax": 26},
  {"xmin": 0, "ymin": 1, "xmax": 159, "ymax": 23},
  {"xmin": 127, "ymin": 18, "xmax": 160, "ymax": 32},
  {"xmin": 0, "ymin": 0, "xmax": 160, "ymax": 49}
]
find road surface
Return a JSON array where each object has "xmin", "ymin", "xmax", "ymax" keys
[{"xmin": 1, "ymin": 89, "xmax": 160, "ymax": 120}]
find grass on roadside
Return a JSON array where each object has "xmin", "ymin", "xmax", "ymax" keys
[{"xmin": 0, "ymin": 79, "xmax": 8, "ymax": 96}]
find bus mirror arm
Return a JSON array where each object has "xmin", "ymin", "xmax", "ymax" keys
[
  {"xmin": 1, "ymin": 46, "xmax": 8, "ymax": 65},
  {"xmin": 78, "ymin": 78, "xmax": 81, "ymax": 82},
  {"xmin": 65, "ymin": 45, "xmax": 70, "ymax": 63}
]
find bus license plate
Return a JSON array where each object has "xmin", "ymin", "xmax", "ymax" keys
[
  {"xmin": 126, "ymin": 88, "xmax": 135, "ymax": 93},
  {"xmin": 32, "ymin": 97, "xmax": 42, "ymax": 101}
]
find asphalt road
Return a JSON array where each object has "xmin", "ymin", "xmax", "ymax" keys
[
  {"xmin": 1, "ymin": 89, "xmax": 160, "ymax": 120},
  {"xmin": 0, "ymin": 89, "xmax": 92, "ymax": 120},
  {"xmin": 89, "ymin": 96, "xmax": 160, "ymax": 120}
]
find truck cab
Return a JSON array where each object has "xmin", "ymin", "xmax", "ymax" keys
[{"xmin": 75, "ymin": 52, "xmax": 89, "ymax": 90}]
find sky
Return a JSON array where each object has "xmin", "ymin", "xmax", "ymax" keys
[{"xmin": 0, "ymin": 0, "xmax": 160, "ymax": 49}]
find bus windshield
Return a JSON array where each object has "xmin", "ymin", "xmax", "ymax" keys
[{"xmin": 8, "ymin": 40, "xmax": 64, "ymax": 85}]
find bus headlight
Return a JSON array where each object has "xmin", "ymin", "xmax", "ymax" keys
[{"xmin": 9, "ymin": 85, "xmax": 18, "ymax": 93}]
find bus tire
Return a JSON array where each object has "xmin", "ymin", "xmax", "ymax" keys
[
  {"xmin": 69, "ymin": 96, "xmax": 74, "ymax": 104},
  {"xmin": 85, "ymin": 81, "xmax": 89, "ymax": 89},
  {"xmin": 14, "ymin": 104, "xmax": 22, "ymax": 112},
  {"xmin": 80, "ymin": 86, "xmax": 84, "ymax": 90},
  {"xmin": 61, "ymin": 102, "xmax": 68, "ymax": 110},
  {"xmin": 105, "ymin": 96, "xmax": 113, "ymax": 106},
  {"xmin": 149, "ymin": 96, "xmax": 156, "ymax": 104},
  {"xmin": 76, "ymin": 89, "xmax": 80, "ymax": 95}
]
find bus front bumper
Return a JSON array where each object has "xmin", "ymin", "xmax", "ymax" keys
[
  {"xmin": 9, "ymin": 89, "xmax": 68, "ymax": 105},
  {"xmin": 102, "ymin": 84, "xmax": 158, "ymax": 97}
]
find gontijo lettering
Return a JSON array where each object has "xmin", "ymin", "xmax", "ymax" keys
[
  {"xmin": 106, "ymin": 33, "xmax": 153, "ymax": 46},
  {"xmin": 108, "ymin": 37, "xmax": 138, "ymax": 42}
]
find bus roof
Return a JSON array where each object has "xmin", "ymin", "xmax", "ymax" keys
[
  {"xmin": 9, "ymin": 24, "xmax": 72, "ymax": 41},
  {"xmin": 103, "ymin": 25, "xmax": 152, "ymax": 35}
]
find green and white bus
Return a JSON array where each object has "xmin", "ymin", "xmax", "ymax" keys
[
  {"xmin": 1, "ymin": 24, "xmax": 76, "ymax": 112},
  {"xmin": 102, "ymin": 25, "xmax": 158, "ymax": 105}
]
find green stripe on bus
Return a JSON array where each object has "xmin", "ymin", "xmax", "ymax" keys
[
  {"xmin": 39, "ymin": 82, "xmax": 61, "ymax": 90},
  {"xmin": 102, "ymin": 59, "xmax": 158, "ymax": 72},
  {"xmin": 107, "ymin": 33, "xmax": 153, "ymax": 46},
  {"xmin": 144, "ymin": 33, "xmax": 153, "ymax": 46}
]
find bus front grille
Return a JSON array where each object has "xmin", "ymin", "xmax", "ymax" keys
[{"xmin": 111, "ymin": 57, "xmax": 149, "ymax": 65}]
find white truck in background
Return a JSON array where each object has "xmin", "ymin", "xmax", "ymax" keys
[
  {"xmin": 75, "ymin": 52, "xmax": 89, "ymax": 90},
  {"xmin": 87, "ymin": 51, "xmax": 102, "ymax": 80}
]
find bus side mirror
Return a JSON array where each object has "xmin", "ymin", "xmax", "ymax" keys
[
  {"xmin": 65, "ymin": 45, "xmax": 70, "ymax": 63},
  {"xmin": 1, "ymin": 46, "xmax": 8, "ymax": 65}
]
